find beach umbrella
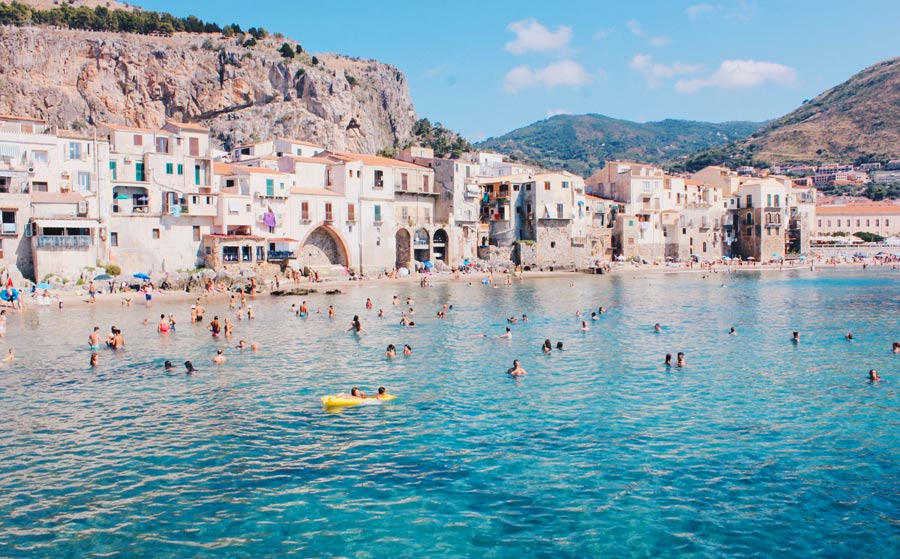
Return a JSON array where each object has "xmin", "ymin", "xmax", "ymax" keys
[
  {"xmin": 35, "ymin": 282, "xmax": 52, "ymax": 290},
  {"xmin": 398, "ymin": 267, "xmax": 409, "ymax": 277},
  {"xmin": 94, "ymin": 273, "xmax": 112, "ymax": 281},
  {"xmin": 799, "ymin": 256, "xmax": 807, "ymax": 262},
  {"xmin": 133, "ymin": 273, "xmax": 151, "ymax": 280},
  {"xmin": 423, "ymin": 260, "xmax": 434, "ymax": 269},
  {"xmin": 746, "ymin": 256, "xmax": 756, "ymax": 261},
  {"xmin": 615, "ymin": 255, "xmax": 625, "ymax": 261}
]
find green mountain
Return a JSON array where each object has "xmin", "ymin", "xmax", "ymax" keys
[{"xmin": 475, "ymin": 114, "xmax": 762, "ymax": 176}]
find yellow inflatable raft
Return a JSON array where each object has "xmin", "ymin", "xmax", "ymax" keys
[{"xmin": 321, "ymin": 394, "xmax": 397, "ymax": 407}]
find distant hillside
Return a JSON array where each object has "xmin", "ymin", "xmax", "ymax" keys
[
  {"xmin": 475, "ymin": 114, "xmax": 761, "ymax": 176},
  {"xmin": 688, "ymin": 57, "xmax": 900, "ymax": 169}
]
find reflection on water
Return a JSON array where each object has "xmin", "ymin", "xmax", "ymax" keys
[{"xmin": 2, "ymin": 269, "xmax": 900, "ymax": 558}]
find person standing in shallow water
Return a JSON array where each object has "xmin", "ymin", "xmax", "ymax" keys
[{"xmin": 507, "ymin": 359, "xmax": 527, "ymax": 377}]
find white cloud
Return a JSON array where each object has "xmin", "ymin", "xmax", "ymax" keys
[
  {"xmin": 546, "ymin": 108, "xmax": 569, "ymax": 118},
  {"xmin": 593, "ymin": 27, "xmax": 614, "ymax": 40},
  {"xmin": 504, "ymin": 18, "xmax": 573, "ymax": 55},
  {"xmin": 504, "ymin": 60, "xmax": 593, "ymax": 93},
  {"xmin": 630, "ymin": 54, "xmax": 703, "ymax": 87},
  {"xmin": 626, "ymin": 19, "xmax": 669, "ymax": 47},
  {"xmin": 675, "ymin": 59, "xmax": 797, "ymax": 92},
  {"xmin": 685, "ymin": 4, "xmax": 715, "ymax": 19}
]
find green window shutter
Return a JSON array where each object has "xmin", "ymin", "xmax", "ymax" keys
[
  {"xmin": 266, "ymin": 178, "xmax": 274, "ymax": 196},
  {"xmin": 136, "ymin": 162, "xmax": 145, "ymax": 182},
  {"xmin": 177, "ymin": 164, "xmax": 183, "ymax": 175},
  {"xmin": 109, "ymin": 161, "xmax": 116, "ymax": 180},
  {"xmin": 166, "ymin": 163, "xmax": 173, "ymax": 174}
]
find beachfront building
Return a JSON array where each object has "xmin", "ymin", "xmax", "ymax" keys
[
  {"xmin": 584, "ymin": 194, "xmax": 618, "ymax": 263},
  {"xmin": 0, "ymin": 116, "xmax": 106, "ymax": 280},
  {"xmin": 587, "ymin": 161, "xmax": 666, "ymax": 260},
  {"xmin": 728, "ymin": 178, "xmax": 791, "ymax": 261},
  {"xmin": 476, "ymin": 152, "xmax": 536, "ymax": 178},
  {"xmin": 691, "ymin": 165, "xmax": 745, "ymax": 198},
  {"xmin": 787, "ymin": 183, "xmax": 817, "ymax": 254},
  {"xmin": 398, "ymin": 146, "xmax": 482, "ymax": 265},
  {"xmin": 101, "ymin": 122, "xmax": 216, "ymax": 274},
  {"xmin": 815, "ymin": 203, "xmax": 900, "ymax": 238},
  {"xmin": 231, "ymin": 138, "xmax": 325, "ymax": 163}
]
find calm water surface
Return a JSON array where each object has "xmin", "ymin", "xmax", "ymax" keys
[{"xmin": 2, "ymin": 270, "xmax": 900, "ymax": 558}]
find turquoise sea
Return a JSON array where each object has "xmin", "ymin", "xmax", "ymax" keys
[{"xmin": 1, "ymin": 269, "xmax": 900, "ymax": 558}]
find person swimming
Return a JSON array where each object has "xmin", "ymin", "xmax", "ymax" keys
[
  {"xmin": 729, "ymin": 327, "xmax": 737, "ymax": 336},
  {"xmin": 543, "ymin": 339, "xmax": 552, "ymax": 354},
  {"xmin": 665, "ymin": 353, "xmax": 672, "ymax": 367},
  {"xmin": 869, "ymin": 369, "xmax": 881, "ymax": 382},
  {"xmin": 677, "ymin": 352, "xmax": 686, "ymax": 367},
  {"xmin": 591, "ymin": 312, "xmax": 598, "ymax": 321},
  {"xmin": 581, "ymin": 320, "xmax": 589, "ymax": 331},
  {"xmin": 158, "ymin": 313, "xmax": 170, "ymax": 333},
  {"xmin": 184, "ymin": 360, "xmax": 196, "ymax": 374},
  {"xmin": 212, "ymin": 349, "xmax": 226, "ymax": 364},
  {"xmin": 403, "ymin": 344, "xmax": 411, "ymax": 356},
  {"xmin": 164, "ymin": 360, "xmax": 175, "ymax": 371},
  {"xmin": 374, "ymin": 386, "xmax": 389, "ymax": 399},
  {"xmin": 236, "ymin": 340, "xmax": 246, "ymax": 350},
  {"xmin": 792, "ymin": 331, "xmax": 800, "ymax": 343},
  {"xmin": 90, "ymin": 352, "xmax": 98, "ymax": 367},
  {"xmin": 348, "ymin": 315, "xmax": 365, "ymax": 334},
  {"xmin": 208, "ymin": 316, "xmax": 222, "ymax": 337},
  {"xmin": 385, "ymin": 344, "xmax": 396, "ymax": 358},
  {"xmin": 350, "ymin": 387, "xmax": 366, "ymax": 399},
  {"xmin": 654, "ymin": 323, "xmax": 662, "ymax": 333},
  {"xmin": 893, "ymin": 342, "xmax": 900, "ymax": 354},
  {"xmin": 499, "ymin": 326, "xmax": 512, "ymax": 339},
  {"xmin": 365, "ymin": 298, "xmax": 373, "ymax": 309},
  {"xmin": 556, "ymin": 341, "xmax": 564, "ymax": 351},
  {"xmin": 846, "ymin": 332, "xmax": 854, "ymax": 341},
  {"xmin": 507, "ymin": 359, "xmax": 527, "ymax": 377}
]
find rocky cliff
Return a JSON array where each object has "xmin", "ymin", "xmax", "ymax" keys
[{"xmin": 0, "ymin": 25, "xmax": 417, "ymax": 152}]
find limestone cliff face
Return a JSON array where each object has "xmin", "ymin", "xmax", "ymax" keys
[{"xmin": 0, "ymin": 26, "xmax": 417, "ymax": 152}]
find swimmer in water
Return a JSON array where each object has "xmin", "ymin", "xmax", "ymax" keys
[
  {"xmin": 184, "ymin": 360, "xmax": 196, "ymax": 374},
  {"xmin": 598, "ymin": 307, "xmax": 606, "ymax": 314},
  {"xmin": 869, "ymin": 369, "xmax": 881, "ymax": 382},
  {"xmin": 591, "ymin": 312, "xmax": 598, "ymax": 321},
  {"xmin": 581, "ymin": 320, "xmax": 589, "ymax": 331},
  {"xmin": 213, "ymin": 348, "xmax": 226, "ymax": 365},
  {"xmin": 729, "ymin": 327, "xmax": 737, "ymax": 336},
  {"xmin": 251, "ymin": 343, "xmax": 259, "ymax": 351},
  {"xmin": 350, "ymin": 387, "xmax": 366, "ymax": 399},
  {"xmin": 665, "ymin": 353, "xmax": 672, "ymax": 367},
  {"xmin": 157, "ymin": 313, "xmax": 170, "ymax": 333},
  {"xmin": 90, "ymin": 352, "xmax": 98, "ymax": 367},
  {"xmin": 543, "ymin": 339, "xmax": 552, "ymax": 354},
  {"xmin": 236, "ymin": 340, "xmax": 246, "ymax": 350},
  {"xmin": 89, "ymin": 326, "xmax": 101, "ymax": 350},
  {"xmin": 507, "ymin": 359, "xmax": 527, "ymax": 377},
  {"xmin": 208, "ymin": 316, "xmax": 222, "ymax": 337},
  {"xmin": 403, "ymin": 344, "xmax": 411, "ymax": 356},
  {"xmin": 392, "ymin": 295, "xmax": 399, "ymax": 306},
  {"xmin": 164, "ymin": 360, "xmax": 175, "ymax": 371},
  {"xmin": 385, "ymin": 344, "xmax": 396, "ymax": 358},
  {"xmin": 556, "ymin": 341, "xmax": 564, "ymax": 351},
  {"xmin": 893, "ymin": 342, "xmax": 900, "ymax": 354},
  {"xmin": 846, "ymin": 332, "xmax": 854, "ymax": 341},
  {"xmin": 348, "ymin": 315, "xmax": 366, "ymax": 334},
  {"xmin": 676, "ymin": 352, "xmax": 686, "ymax": 368},
  {"xmin": 328, "ymin": 305, "xmax": 335, "ymax": 318},
  {"xmin": 378, "ymin": 308, "xmax": 385, "ymax": 318},
  {"xmin": 365, "ymin": 298, "xmax": 373, "ymax": 309},
  {"xmin": 374, "ymin": 386, "xmax": 389, "ymax": 399},
  {"xmin": 499, "ymin": 326, "xmax": 512, "ymax": 339},
  {"xmin": 792, "ymin": 331, "xmax": 800, "ymax": 343},
  {"xmin": 654, "ymin": 323, "xmax": 662, "ymax": 333}
]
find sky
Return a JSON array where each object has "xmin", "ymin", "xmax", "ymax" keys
[{"xmin": 138, "ymin": 0, "xmax": 900, "ymax": 141}]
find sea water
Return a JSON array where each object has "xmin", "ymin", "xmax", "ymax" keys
[{"xmin": 1, "ymin": 270, "xmax": 899, "ymax": 558}]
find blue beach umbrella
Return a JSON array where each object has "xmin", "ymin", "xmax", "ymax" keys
[
  {"xmin": 133, "ymin": 273, "xmax": 151, "ymax": 281},
  {"xmin": 93, "ymin": 274, "xmax": 112, "ymax": 281},
  {"xmin": 35, "ymin": 282, "xmax": 52, "ymax": 290}
]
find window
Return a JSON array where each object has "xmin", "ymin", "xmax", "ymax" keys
[
  {"xmin": 374, "ymin": 170, "xmax": 384, "ymax": 188},
  {"xmin": 424, "ymin": 208, "xmax": 431, "ymax": 223},
  {"xmin": 562, "ymin": 181, "xmax": 569, "ymax": 189},
  {"xmin": 110, "ymin": 232, "xmax": 118, "ymax": 247},
  {"xmin": 109, "ymin": 161, "xmax": 117, "ymax": 180},
  {"xmin": 513, "ymin": 184, "xmax": 520, "ymax": 191},
  {"xmin": 767, "ymin": 194, "xmax": 772, "ymax": 207},
  {"xmin": 827, "ymin": 220, "xmax": 832, "ymax": 227},
  {"xmin": 887, "ymin": 220, "xmax": 891, "ymax": 227},
  {"xmin": 374, "ymin": 204, "xmax": 382, "ymax": 223},
  {"xmin": 223, "ymin": 246, "xmax": 239, "ymax": 262},
  {"xmin": 194, "ymin": 165, "xmax": 200, "ymax": 185},
  {"xmin": 256, "ymin": 246, "xmax": 265, "ymax": 261},
  {"xmin": 152, "ymin": 228, "xmax": 160, "ymax": 239},
  {"xmin": 301, "ymin": 202, "xmax": 310, "ymax": 221},
  {"xmin": 423, "ymin": 175, "xmax": 429, "ymax": 192},
  {"xmin": 193, "ymin": 226, "xmax": 200, "ymax": 242},
  {"xmin": 746, "ymin": 227, "xmax": 752, "ymax": 236},
  {"xmin": 642, "ymin": 181, "xmax": 652, "ymax": 193},
  {"xmin": 526, "ymin": 184, "xmax": 532, "ymax": 191},
  {"xmin": 325, "ymin": 202, "xmax": 333, "ymax": 221},
  {"xmin": 347, "ymin": 203, "xmax": 356, "ymax": 222},
  {"xmin": 866, "ymin": 219, "xmax": 870, "ymax": 227},
  {"xmin": 550, "ymin": 241, "xmax": 556, "ymax": 248},
  {"xmin": 401, "ymin": 207, "xmax": 409, "ymax": 221},
  {"xmin": 876, "ymin": 219, "xmax": 880, "ymax": 227},
  {"xmin": 135, "ymin": 162, "xmax": 145, "ymax": 182},
  {"xmin": 32, "ymin": 181, "xmax": 48, "ymax": 192},
  {"xmin": 856, "ymin": 219, "xmax": 861, "ymax": 227},
  {"xmin": 189, "ymin": 137, "xmax": 199, "ymax": 157},
  {"xmin": 32, "ymin": 151, "xmax": 48, "ymax": 164},
  {"xmin": 401, "ymin": 173, "xmax": 408, "ymax": 191},
  {"xmin": 1, "ymin": 211, "xmax": 15, "ymax": 235},
  {"xmin": 544, "ymin": 181, "xmax": 551, "ymax": 191},
  {"xmin": 68, "ymin": 142, "xmax": 81, "ymax": 160},
  {"xmin": 745, "ymin": 213, "xmax": 753, "ymax": 225},
  {"xmin": 265, "ymin": 178, "xmax": 274, "ymax": 197},
  {"xmin": 746, "ymin": 195, "xmax": 753, "ymax": 208},
  {"xmin": 557, "ymin": 203, "xmax": 564, "ymax": 218},
  {"xmin": 818, "ymin": 219, "xmax": 822, "ymax": 228},
  {"xmin": 177, "ymin": 164, "xmax": 183, "ymax": 175},
  {"xmin": 133, "ymin": 134, "xmax": 143, "ymax": 146},
  {"xmin": 77, "ymin": 172, "xmax": 91, "ymax": 192},
  {"xmin": 166, "ymin": 163, "xmax": 173, "ymax": 175},
  {"xmin": 241, "ymin": 246, "xmax": 252, "ymax": 262},
  {"xmin": 774, "ymin": 195, "xmax": 780, "ymax": 207},
  {"xmin": 156, "ymin": 137, "xmax": 169, "ymax": 153}
]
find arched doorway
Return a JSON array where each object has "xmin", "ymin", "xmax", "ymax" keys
[
  {"xmin": 395, "ymin": 229, "xmax": 410, "ymax": 269},
  {"xmin": 301, "ymin": 226, "xmax": 348, "ymax": 267},
  {"xmin": 432, "ymin": 229, "xmax": 448, "ymax": 262},
  {"xmin": 413, "ymin": 228, "xmax": 430, "ymax": 263}
]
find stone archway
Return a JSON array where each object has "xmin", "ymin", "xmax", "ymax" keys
[
  {"xmin": 432, "ymin": 228, "xmax": 449, "ymax": 262},
  {"xmin": 301, "ymin": 225, "xmax": 348, "ymax": 267},
  {"xmin": 395, "ymin": 229, "xmax": 411, "ymax": 269},
  {"xmin": 413, "ymin": 228, "xmax": 430, "ymax": 263}
]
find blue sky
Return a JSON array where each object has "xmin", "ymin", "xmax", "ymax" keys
[{"xmin": 139, "ymin": 0, "xmax": 900, "ymax": 141}]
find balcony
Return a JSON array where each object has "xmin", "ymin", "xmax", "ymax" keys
[
  {"xmin": 1, "ymin": 222, "xmax": 15, "ymax": 235},
  {"xmin": 36, "ymin": 235, "xmax": 92, "ymax": 249},
  {"xmin": 267, "ymin": 250, "xmax": 295, "ymax": 261}
]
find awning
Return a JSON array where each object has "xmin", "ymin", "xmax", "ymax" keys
[
  {"xmin": 32, "ymin": 218, "xmax": 100, "ymax": 229},
  {"xmin": 465, "ymin": 185, "xmax": 481, "ymax": 195},
  {"xmin": 228, "ymin": 201, "xmax": 242, "ymax": 212}
]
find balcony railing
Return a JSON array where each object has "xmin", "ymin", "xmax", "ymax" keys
[
  {"xmin": 267, "ymin": 250, "xmax": 295, "ymax": 261},
  {"xmin": 36, "ymin": 235, "xmax": 92, "ymax": 249}
]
